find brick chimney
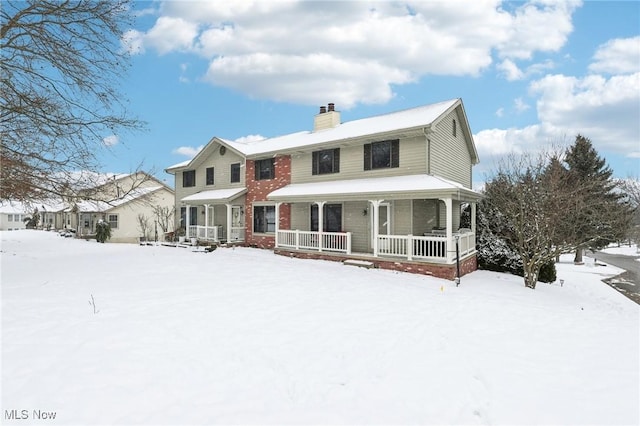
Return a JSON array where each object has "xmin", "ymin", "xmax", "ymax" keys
[{"xmin": 314, "ymin": 103, "xmax": 340, "ymax": 132}]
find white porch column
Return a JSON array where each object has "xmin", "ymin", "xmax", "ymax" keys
[
  {"xmin": 471, "ymin": 202, "xmax": 476, "ymax": 234},
  {"xmin": 275, "ymin": 202, "xmax": 282, "ymax": 248},
  {"xmin": 185, "ymin": 204, "xmax": 191, "ymax": 238},
  {"xmin": 369, "ymin": 200, "xmax": 383, "ymax": 257},
  {"xmin": 444, "ymin": 198, "xmax": 454, "ymax": 263},
  {"xmin": 204, "ymin": 204, "xmax": 210, "ymax": 240},
  {"xmin": 315, "ymin": 201, "xmax": 325, "ymax": 251},
  {"xmin": 226, "ymin": 204, "xmax": 233, "ymax": 242}
]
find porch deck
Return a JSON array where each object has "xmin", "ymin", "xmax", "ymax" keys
[
  {"xmin": 187, "ymin": 225, "xmax": 246, "ymax": 243},
  {"xmin": 276, "ymin": 229, "xmax": 476, "ymax": 264}
]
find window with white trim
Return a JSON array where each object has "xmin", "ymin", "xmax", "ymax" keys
[
  {"xmin": 363, "ymin": 140, "xmax": 399, "ymax": 170},
  {"xmin": 253, "ymin": 205, "xmax": 276, "ymax": 233},
  {"xmin": 108, "ymin": 214, "xmax": 118, "ymax": 229}
]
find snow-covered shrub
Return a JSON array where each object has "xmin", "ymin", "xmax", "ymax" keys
[
  {"xmin": 95, "ymin": 220, "xmax": 111, "ymax": 243},
  {"xmin": 475, "ymin": 203, "xmax": 557, "ymax": 283}
]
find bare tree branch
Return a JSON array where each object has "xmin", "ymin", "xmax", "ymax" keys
[{"xmin": 1, "ymin": 0, "xmax": 145, "ymax": 202}]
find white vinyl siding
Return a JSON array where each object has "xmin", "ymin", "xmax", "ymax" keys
[
  {"xmin": 430, "ymin": 109, "xmax": 472, "ymax": 188},
  {"xmin": 290, "ymin": 134, "xmax": 426, "ymax": 183},
  {"xmin": 173, "ymin": 144, "xmax": 245, "ymax": 207},
  {"xmin": 343, "ymin": 201, "xmax": 370, "ymax": 253},
  {"xmin": 393, "ymin": 200, "xmax": 412, "ymax": 235}
]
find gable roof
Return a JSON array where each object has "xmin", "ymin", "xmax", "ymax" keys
[
  {"xmin": 224, "ymin": 98, "xmax": 462, "ymax": 157},
  {"xmin": 166, "ymin": 98, "xmax": 479, "ymax": 171},
  {"xmin": 67, "ymin": 186, "xmax": 168, "ymax": 213}
]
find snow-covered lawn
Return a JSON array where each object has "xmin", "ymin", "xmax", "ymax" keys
[
  {"xmin": 2, "ymin": 230, "xmax": 638, "ymax": 425},
  {"xmin": 602, "ymin": 243, "xmax": 640, "ymax": 257}
]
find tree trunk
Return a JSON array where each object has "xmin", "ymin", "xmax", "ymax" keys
[
  {"xmin": 574, "ymin": 247, "xmax": 584, "ymax": 264},
  {"xmin": 523, "ymin": 263, "xmax": 539, "ymax": 289}
]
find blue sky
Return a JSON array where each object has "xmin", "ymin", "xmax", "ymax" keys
[{"xmin": 104, "ymin": 1, "xmax": 639, "ymax": 188}]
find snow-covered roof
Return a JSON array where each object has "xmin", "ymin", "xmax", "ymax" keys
[
  {"xmin": 0, "ymin": 201, "xmax": 30, "ymax": 214},
  {"xmin": 224, "ymin": 99, "xmax": 460, "ymax": 157},
  {"xmin": 0, "ymin": 200, "xmax": 67, "ymax": 214},
  {"xmin": 166, "ymin": 159, "xmax": 192, "ymax": 171},
  {"xmin": 181, "ymin": 187, "xmax": 247, "ymax": 204},
  {"xmin": 166, "ymin": 99, "xmax": 463, "ymax": 174},
  {"xmin": 268, "ymin": 174, "xmax": 482, "ymax": 202},
  {"xmin": 69, "ymin": 186, "xmax": 165, "ymax": 212}
]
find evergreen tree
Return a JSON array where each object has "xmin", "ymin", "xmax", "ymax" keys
[
  {"xmin": 564, "ymin": 135, "xmax": 629, "ymax": 262},
  {"xmin": 95, "ymin": 220, "xmax": 111, "ymax": 243}
]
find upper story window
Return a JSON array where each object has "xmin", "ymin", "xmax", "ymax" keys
[
  {"xmin": 230, "ymin": 163, "xmax": 241, "ymax": 183},
  {"xmin": 255, "ymin": 158, "xmax": 275, "ymax": 180},
  {"xmin": 453, "ymin": 119, "xmax": 457, "ymax": 137},
  {"xmin": 206, "ymin": 167, "xmax": 215, "ymax": 185},
  {"xmin": 312, "ymin": 148, "xmax": 340, "ymax": 175},
  {"xmin": 363, "ymin": 140, "xmax": 399, "ymax": 170},
  {"xmin": 182, "ymin": 170, "xmax": 196, "ymax": 187}
]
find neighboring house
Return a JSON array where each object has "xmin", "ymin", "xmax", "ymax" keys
[
  {"xmin": 166, "ymin": 99, "xmax": 481, "ymax": 279},
  {"xmin": 1, "ymin": 172, "xmax": 174, "ymax": 243},
  {"xmin": 66, "ymin": 172, "xmax": 175, "ymax": 243},
  {"xmin": 0, "ymin": 200, "xmax": 65, "ymax": 231},
  {"xmin": 0, "ymin": 201, "xmax": 28, "ymax": 231}
]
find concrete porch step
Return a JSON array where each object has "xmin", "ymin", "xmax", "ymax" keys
[{"xmin": 343, "ymin": 259, "xmax": 376, "ymax": 269}]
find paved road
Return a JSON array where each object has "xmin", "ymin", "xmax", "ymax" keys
[{"xmin": 590, "ymin": 250, "xmax": 640, "ymax": 304}]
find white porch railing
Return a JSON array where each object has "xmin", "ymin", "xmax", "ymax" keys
[
  {"xmin": 377, "ymin": 232, "xmax": 476, "ymax": 262},
  {"xmin": 188, "ymin": 225, "xmax": 220, "ymax": 241},
  {"xmin": 277, "ymin": 230, "xmax": 352, "ymax": 254},
  {"xmin": 228, "ymin": 227, "xmax": 245, "ymax": 243},
  {"xmin": 276, "ymin": 230, "xmax": 475, "ymax": 264},
  {"xmin": 456, "ymin": 231, "xmax": 476, "ymax": 257},
  {"xmin": 378, "ymin": 234, "xmax": 447, "ymax": 261}
]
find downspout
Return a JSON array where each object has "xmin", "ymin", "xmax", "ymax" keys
[{"xmin": 423, "ymin": 126, "xmax": 434, "ymax": 175}]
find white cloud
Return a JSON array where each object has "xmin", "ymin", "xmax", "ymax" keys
[
  {"xmin": 121, "ymin": 29, "xmax": 145, "ymax": 54},
  {"xmin": 179, "ymin": 63, "xmax": 189, "ymax": 83},
  {"xmin": 475, "ymin": 70, "xmax": 640, "ymax": 168},
  {"xmin": 102, "ymin": 135, "xmax": 119, "ymax": 147},
  {"xmin": 128, "ymin": 1, "xmax": 581, "ymax": 107},
  {"xmin": 497, "ymin": 0, "xmax": 581, "ymax": 60},
  {"xmin": 234, "ymin": 134, "xmax": 266, "ymax": 143},
  {"xmin": 589, "ymin": 36, "xmax": 640, "ymax": 74},
  {"xmin": 529, "ymin": 72, "xmax": 640, "ymax": 156},
  {"xmin": 173, "ymin": 145, "xmax": 204, "ymax": 157},
  {"xmin": 514, "ymin": 97, "xmax": 530, "ymax": 113},
  {"xmin": 497, "ymin": 59, "xmax": 524, "ymax": 81},
  {"xmin": 496, "ymin": 107, "xmax": 504, "ymax": 118},
  {"xmin": 497, "ymin": 58, "xmax": 556, "ymax": 81}
]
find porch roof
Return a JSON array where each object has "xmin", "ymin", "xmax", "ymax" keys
[
  {"xmin": 181, "ymin": 187, "xmax": 247, "ymax": 204},
  {"xmin": 268, "ymin": 174, "xmax": 482, "ymax": 203}
]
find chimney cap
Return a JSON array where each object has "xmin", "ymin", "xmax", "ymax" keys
[
  {"xmin": 328, "ymin": 103, "xmax": 335, "ymax": 111},
  {"xmin": 319, "ymin": 106, "xmax": 327, "ymax": 114}
]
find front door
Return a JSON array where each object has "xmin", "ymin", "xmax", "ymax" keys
[
  {"xmin": 230, "ymin": 205, "xmax": 244, "ymax": 241},
  {"xmin": 370, "ymin": 202, "xmax": 391, "ymax": 248}
]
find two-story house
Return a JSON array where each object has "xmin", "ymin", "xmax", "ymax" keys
[{"xmin": 166, "ymin": 98, "xmax": 481, "ymax": 279}]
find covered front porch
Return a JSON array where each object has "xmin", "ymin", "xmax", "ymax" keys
[
  {"xmin": 268, "ymin": 174, "xmax": 481, "ymax": 276},
  {"xmin": 181, "ymin": 188, "xmax": 247, "ymax": 243}
]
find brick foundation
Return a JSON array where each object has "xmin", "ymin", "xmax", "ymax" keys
[{"xmin": 273, "ymin": 249, "xmax": 478, "ymax": 281}]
